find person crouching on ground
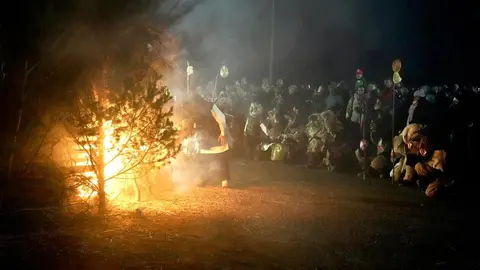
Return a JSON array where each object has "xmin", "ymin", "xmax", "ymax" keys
[
  {"xmin": 243, "ymin": 96, "xmax": 263, "ymax": 160},
  {"xmin": 401, "ymin": 124, "xmax": 453, "ymax": 197}
]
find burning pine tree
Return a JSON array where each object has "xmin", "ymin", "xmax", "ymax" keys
[
  {"xmin": 0, "ymin": 0, "xmax": 202, "ymax": 215},
  {"xmin": 61, "ymin": 24, "xmax": 180, "ymax": 215}
]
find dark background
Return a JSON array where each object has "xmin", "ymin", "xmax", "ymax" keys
[
  {"xmin": 176, "ymin": 0, "xmax": 479, "ymax": 86},
  {"xmin": 2, "ymin": 0, "xmax": 478, "ymax": 87}
]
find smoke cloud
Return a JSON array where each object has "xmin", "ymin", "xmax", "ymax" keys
[{"xmin": 172, "ymin": 0, "xmax": 421, "ymax": 85}]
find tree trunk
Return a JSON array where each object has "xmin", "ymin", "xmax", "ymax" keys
[
  {"xmin": 133, "ymin": 176, "xmax": 141, "ymax": 202},
  {"xmin": 7, "ymin": 108, "xmax": 23, "ymax": 180},
  {"xmin": 96, "ymin": 62, "xmax": 109, "ymax": 215},
  {"xmin": 97, "ymin": 117, "xmax": 106, "ymax": 215},
  {"xmin": 7, "ymin": 61, "xmax": 38, "ymax": 180}
]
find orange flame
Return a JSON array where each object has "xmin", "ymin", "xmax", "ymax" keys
[{"xmin": 76, "ymin": 120, "xmax": 134, "ymax": 200}]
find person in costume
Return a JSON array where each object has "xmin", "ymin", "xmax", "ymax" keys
[
  {"xmin": 406, "ymin": 87, "xmax": 431, "ymax": 127},
  {"xmin": 243, "ymin": 96, "xmax": 264, "ymax": 160},
  {"xmin": 346, "ymin": 69, "xmax": 369, "ymax": 146},
  {"xmin": 305, "ymin": 113, "xmax": 325, "ymax": 168},
  {"xmin": 324, "ymin": 82, "xmax": 345, "ymax": 117},
  {"xmin": 355, "ymin": 93, "xmax": 390, "ymax": 178},
  {"xmin": 174, "ymin": 91, "xmax": 232, "ymax": 188},
  {"xmin": 305, "ymin": 111, "xmax": 343, "ymax": 170},
  {"xmin": 399, "ymin": 124, "xmax": 453, "ymax": 197}
]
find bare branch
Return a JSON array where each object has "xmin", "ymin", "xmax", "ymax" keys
[{"xmin": 21, "ymin": 121, "xmax": 54, "ymax": 176}]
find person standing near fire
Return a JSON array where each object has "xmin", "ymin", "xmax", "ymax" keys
[{"xmin": 176, "ymin": 89, "xmax": 232, "ymax": 188}]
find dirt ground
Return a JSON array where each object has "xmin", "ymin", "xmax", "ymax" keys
[{"xmin": 1, "ymin": 160, "xmax": 478, "ymax": 269}]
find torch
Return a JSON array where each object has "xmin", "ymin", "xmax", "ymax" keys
[{"xmin": 391, "ymin": 59, "xmax": 402, "ymax": 184}]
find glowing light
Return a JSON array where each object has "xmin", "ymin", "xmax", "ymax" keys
[
  {"xmin": 199, "ymin": 144, "xmax": 229, "ymax": 154},
  {"xmin": 182, "ymin": 134, "xmax": 200, "ymax": 156},
  {"xmin": 220, "ymin": 65, "xmax": 229, "ymax": 78},
  {"xmin": 75, "ymin": 120, "xmax": 134, "ymax": 201},
  {"xmin": 186, "ymin": 62, "xmax": 194, "ymax": 76},
  {"xmin": 181, "ymin": 133, "xmax": 229, "ymax": 156},
  {"xmin": 393, "ymin": 72, "xmax": 402, "ymax": 84}
]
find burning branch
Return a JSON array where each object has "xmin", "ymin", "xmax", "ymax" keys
[{"xmin": 62, "ymin": 77, "xmax": 179, "ymax": 214}]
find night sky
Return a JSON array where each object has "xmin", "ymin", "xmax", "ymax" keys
[
  {"xmin": 175, "ymin": 0, "xmax": 479, "ymax": 86},
  {"xmin": 2, "ymin": 0, "xmax": 478, "ymax": 86}
]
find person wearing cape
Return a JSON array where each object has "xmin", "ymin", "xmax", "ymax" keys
[{"xmin": 175, "ymin": 91, "xmax": 232, "ymax": 188}]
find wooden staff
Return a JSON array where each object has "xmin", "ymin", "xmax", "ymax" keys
[{"xmin": 391, "ymin": 59, "xmax": 402, "ymax": 184}]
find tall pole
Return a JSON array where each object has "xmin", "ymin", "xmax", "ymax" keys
[
  {"xmin": 269, "ymin": 0, "xmax": 275, "ymax": 84},
  {"xmin": 186, "ymin": 61, "xmax": 191, "ymax": 94},
  {"xmin": 391, "ymin": 84, "xmax": 395, "ymax": 184}
]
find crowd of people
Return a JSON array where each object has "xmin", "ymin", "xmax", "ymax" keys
[{"xmin": 175, "ymin": 68, "xmax": 478, "ymax": 198}]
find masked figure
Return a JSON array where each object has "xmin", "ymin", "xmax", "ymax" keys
[
  {"xmin": 355, "ymin": 98, "xmax": 390, "ymax": 177},
  {"xmin": 270, "ymin": 78, "xmax": 282, "ymax": 95},
  {"xmin": 273, "ymin": 92, "xmax": 284, "ymax": 110},
  {"xmin": 275, "ymin": 78, "xmax": 284, "ymax": 90},
  {"xmin": 399, "ymin": 124, "xmax": 452, "ymax": 197},
  {"xmin": 288, "ymin": 85, "xmax": 298, "ymax": 96},
  {"xmin": 390, "ymin": 124, "xmax": 425, "ymax": 184},
  {"xmin": 398, "ymin": 86, "xmax": 409, "ymax": 99},
  {"xmin": 305, "ymin": 110, "xmax": 343, "ymax": 170},
  {"xmin": 243, "ymin": 98, "xmax": 264, "ymax": 160},
  {"xmin": 282, "ymin": 106, "xmax": 305, "ymax": 160},
  {"xmin": 259, "ymin": 78, "xmax": 274, "ymax": 110},
  {"xmin": 241, "ymin": 77, "xmax": 248, "ymax": 87},
  {"xmin": 258, "ymin": 105, "xmax": 303, "ymax": 162},
  {"xmin": 311, "ymin": 86, "xmax": 327, "ymax": 113},
  {"xmin": 261, "ymin": 78, "xmax": 271, "ymax": 93},
  {"xmin": 286, "ymin": 84, "xmax": 305, "ymax": 110},
  {"xmin": 406, "ymin": 87, "xmax": 428, "ymax": 126},
  {"xmin": 350, "ymin": 69, "xmax": 367, "ymax": 96},
  {"xmin": 258, "ymin": 108, "xmax": 289, "ymax": 162},
  {"xmin": 346, "ymin": 77, "xmax": 369, "ymax": 146},
  {"xmin": 234, "ymin": 80, "xmax": 250, "ymax": 115},
  {"xmin": 325, "ymin": 82, "xmax": 345, "ymax": 116},
  {"xmin": 225, "ymin": 84, "xmax": 239, "ymax": 105},
  {"xmin": 346, "ymin": 78, "xmax": 368, "ymax": 124},
  {"xmin": 319, "ymin": 110, "xmax": 345, "ymax": 171},
  {"xmin": 391, "ymin": 134, "xmax": 408, "ymax": 182},
  {"xmin": 305, "ymin": 113, "xmax": 324, "ymax": 166},
  {"xmin": 173, "ymin": 92, "xmax": 232, "ymax": 188},
  {"xmin": 235, "ymin": 80, "xmax": 247, "ymax": 100},
  {"xmin": 378, "ymin": 79, "xmax": 394, "ymax": 111},
  {"xmin": 242, "ymin": 77, "xmax": 257, "ymax": 97},
  {"xmin": 265, "ymin": 108, "xmax": 282, "ymax": 139},
  {"xmin": 215, "ymin": 90, "xmax": 233, "ymax": 113}
]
